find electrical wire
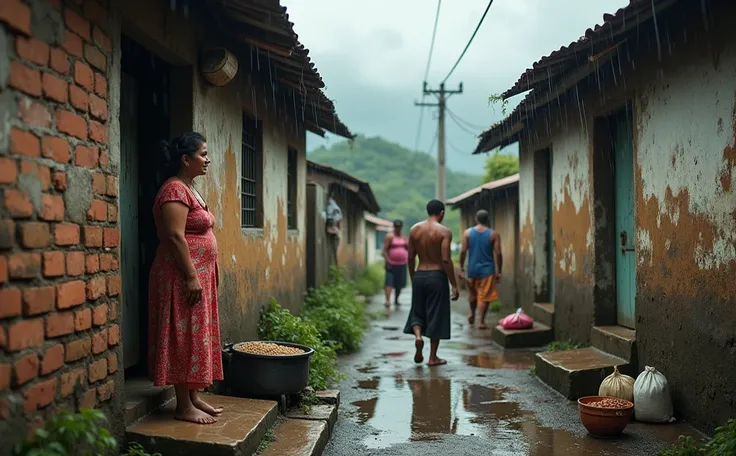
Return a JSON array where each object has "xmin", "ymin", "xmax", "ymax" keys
[
  {"xmin": 441, "ymin": 0, "xmax": 495, "ymax": 84},
  {"xmin": 447, "ymin": 109, "xmax": 480, "ymax": 136},
  {"xmin": 447, "ymin": 107, "xmax": 487, "ymax": 131},
  {"xmin": 414, "ymin": 0, "xmax": 443, "ymax": 152}
]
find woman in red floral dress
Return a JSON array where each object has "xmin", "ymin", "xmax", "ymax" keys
[{"xmin": 148, "ymin": 132, "xmax": 224, "ymax": 424}]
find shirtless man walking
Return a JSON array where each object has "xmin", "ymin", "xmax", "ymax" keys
[
  {"xmin": 459, "ymin": 209, "xmax": 502, "ymax": 329},
  {"xmin": 403, "ymin": 199, "xmax": 460, "ymax": 367}
]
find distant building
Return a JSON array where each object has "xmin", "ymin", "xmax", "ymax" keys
[
  {"xmin": 473, "ymin": 0, "xmax": 736, "ymax": 433},
  {"xmin": 447, "ymin": 174, "xmax": 520, "ymax": 309},
  {"xmin": 364, "ymin": 214, "xmax": 393, "ymax": 265}
]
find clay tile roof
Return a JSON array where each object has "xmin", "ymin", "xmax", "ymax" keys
[
  {"xmin": 447, "ymin": 173, "xmax": 519, "ymax": 207},
  {"xmin": 203, "ymin": 0, "xmax": 352, "ymax": 138},
  {"xmin": 474, "ymin": 0, "xmax": 680, "ymax": 154}
]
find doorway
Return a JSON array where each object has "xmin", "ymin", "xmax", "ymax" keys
[
  {"xmin": 120, "ymin": 35, "xmax": 172, "ymax": 374},
  {"xmin": 611, "ymin": 108, "xmax": 636, "ymax": 328},
  {"xmin": 534, "ymin": 148, "xmax": 554, "ymax": 303}
]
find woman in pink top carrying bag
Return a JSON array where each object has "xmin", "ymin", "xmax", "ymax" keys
[{"xmin": 382, "ymin": 220, "xmax": 409, "ymax": 308}]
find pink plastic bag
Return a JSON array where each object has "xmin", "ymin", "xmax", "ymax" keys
[{"xmin": 500, "ymin": 308, "xmax": 534, "ymax": 330}]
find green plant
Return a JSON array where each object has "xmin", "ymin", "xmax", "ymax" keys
[
  {"xmin": 123, "ymin": 443, "xmax": 161, "ymax": 456},
  {"xmin": 528, "ymin": 366, "xmax": 536, "ymax": 377},
  {"xmin": 256, "ymin": 425, "xmax": 276, "ymax": 454},
  {"xmin": 658, "ymin": 419, "xmax": 736, "ymax": 456},
  {"xmin": 14, "ymin": 409, "xmax": 117, "ymax": 456},
  {"xmin": 658, "ymin": 436, "xmax": 702, "ymax": 456},
  {"xmin": 259, "ymin": 299, "xmax": 341, "ymax": 390},
  {"xmin": 353, "ymin": 262, "xmax": 384, "ymax": 297},
  {"xmin": 490, "ymin": 301, "xmax": 502, "ymax": 313},
  {"xmin": 298, "ymin": 392, "xmax": 320, "ymax": 415},
  {"xmin": 487, "ymin": 93, "xmax": 509, "ymax": 116},
  {"xmin": 301, "ymin": 267, "xmax": 367, "ymax": 353},
  {"xmin": 547, "ymin": 340, "xmax": 587, "ymax": 352}
]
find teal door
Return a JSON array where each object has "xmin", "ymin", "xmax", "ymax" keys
[{"xmin": 613, "ymin": 110, "xmax": 636, "ymax": 329}]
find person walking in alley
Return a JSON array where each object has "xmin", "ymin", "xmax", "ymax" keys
[
  {"xmin": 148, "ymin": 133, "xmax": 224, "ymax": 425},
  {"xmin": 458, "ymin": 209, "xmax": 503, "ymax": 330},
  {"xmin": 382, "ymin": 220, "xmax": 409, "ymax": 308},
  {"xmin": 403, "ymin": 200, "xmax": 460, "ymax": 366}
]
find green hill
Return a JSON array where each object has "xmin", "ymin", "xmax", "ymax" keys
[{"xmin": 308, "ymin": 135, "xmax": 482, "ymax": 237}]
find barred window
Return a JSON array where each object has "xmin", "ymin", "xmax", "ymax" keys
[{"xmin": 241, "ymin": 115, "xmax": 262, "ymax": 228}]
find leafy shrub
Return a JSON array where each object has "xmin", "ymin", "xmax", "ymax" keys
[
  {"xmin": 353, "ymin": 262, "xmax": 384, "ymax": 297},
  {"xmin": 658, "ymin": 419, "xmax": 736, "ymax": 456},
  {"xmin": 15, "ymin": 408, "xmax": 116, "ymax": 456},
  {"xmin": 302, "ymin": 267, "xmax": 367, "ymax": 352},
  {"xmin": 258, "ymin": 299, "xmax": 340, "ymax": 391}
]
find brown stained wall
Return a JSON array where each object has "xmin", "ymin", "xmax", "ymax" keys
[
  {"xmin": 0, "ymin": 0, "xmax": 124, "ymax": 449},
  {"xmin": 631, "ymin": 5, "xmax": 736, "ymax": 431},
  {"xmin": 515, "ymin": 0, "xmax": 736, "ymax": 431},
  {"xmin": 517, "ymin": 148, "xmax": 536, "ymax": 314}
]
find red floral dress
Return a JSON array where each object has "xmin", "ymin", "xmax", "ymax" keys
[{"xmin": 148, "ymin": 180, "xmax": 223, "ymax": 388}]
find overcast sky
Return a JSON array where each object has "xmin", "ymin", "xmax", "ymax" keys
[{"xmin": 283, "ymin": 0, "xmax": 628, "ymax": 174}]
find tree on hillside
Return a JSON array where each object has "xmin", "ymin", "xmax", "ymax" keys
[
  {"xmin": 482, "ymin": 151, "xmax": 519, "ymax": 184},
  {"xmin": 308, "ymin": 135, "xmax": 481, "ymax": 237}
]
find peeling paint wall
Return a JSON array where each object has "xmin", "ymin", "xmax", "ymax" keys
[
  {"xmin": 518, "ymin": 147, "xmax": 536, "ymax": 313},
  {"xmin": 515, "ymin": 0, "xmax": 736, "ymax": 431},
  {"xmin": 633, "ymin": 9, "xmax": 736, "ymax": 431}
]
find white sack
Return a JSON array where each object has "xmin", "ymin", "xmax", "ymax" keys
[{"xmin": 633, "ymin": 366, "xmax": 676, "ymax": 423}]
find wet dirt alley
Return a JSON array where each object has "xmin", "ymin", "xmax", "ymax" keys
[{"xmin": 322, "ymin": 293, "xmax": 704, "ymax": 456}]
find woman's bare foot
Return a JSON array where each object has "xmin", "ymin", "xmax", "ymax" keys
[
  {"xmin": 175, "ymin": 405, "xmax": 218, "ymax": 424},
  {"xmin": 478, "ymin": 323, "xmax": 488, "ymax": 330},
  {"xmin": 414, "ymin": 338, "xmax": 424, "ymax": 364},
  {"xmin": 428, "ymin": 358, "xmax": 447, "ymax": 367},
  {"xmin": 191, "ymin": 394, "xmax": 224, "ymax": 416}
]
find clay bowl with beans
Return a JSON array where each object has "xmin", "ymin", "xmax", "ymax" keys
[
  {"xmin": 578, "ymin": 396, "xmax": 634, "ymax": 438},
  {"xmin": 223, "ymin": 340, "xmax": 314, "ymax": 401}
]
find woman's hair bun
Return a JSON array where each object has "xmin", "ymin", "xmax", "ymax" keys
[{"xmin": 159, "ymin": 139, "xmax": 173, "ymax": 164}]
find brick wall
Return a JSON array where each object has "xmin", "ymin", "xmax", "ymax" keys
[{"xmin": 0, "ymin": 0, "xmax": 121, "ymax": 445}]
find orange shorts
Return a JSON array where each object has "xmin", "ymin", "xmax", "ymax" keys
[{"xmin": 466, "ymin": 275, "xmax": 498, "ymax": 304}]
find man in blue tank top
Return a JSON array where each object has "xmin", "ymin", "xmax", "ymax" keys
[{"xmin": 458, "ymin": 209, "xmax": 503, "ymax": 329}]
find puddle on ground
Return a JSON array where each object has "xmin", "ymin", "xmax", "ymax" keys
[
  {"xmin": 378, "ymin": 326, "xmax": 400, "ymax": 331},
  {"xmin": 356, "ymin": 377, "xmax": 380, "ymax": 390},
  {"xmin": 385, "ymin": 336, "xmax": 401, "ymax": 340},
  {"xmin": 357, "ymin": 365, "xmax": 379, "ymax": 374},
  {"xmin": 442, "ymin": 341, "xmax": 478, "ymax": 350},
  {"xmin": 350, "ymin": 377, "xmax": 635, "ymax": 454},
  {"xmin": 378, "ymin": 351, "xmax": 408, "ymax": 358},
  {"xmin": 463, "ymin": 351, "xmax": 536, "ymax": 370}
]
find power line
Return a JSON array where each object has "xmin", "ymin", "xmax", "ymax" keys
[
  {"xmin": 423, "ymin": 0, "xmax": 443, "ymax": 81},
  {"xmin": 447, "ymin": 109, "xmax": 480, "ymax": 136},
  {"xmin": 414, "ymin": 0, "xmax": 443, "ymax": 152},
  {"xmin": 446, "ymin": 107, "xmax": 487, "ymax": 131},
  {"xmin": 441, "ymin": 0, "xmax": 495, "ymax": 84}
]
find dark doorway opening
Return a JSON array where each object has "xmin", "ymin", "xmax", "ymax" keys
[{"xmin": 120, "ymin": 35, "xmax": 171, "ymax": 377}]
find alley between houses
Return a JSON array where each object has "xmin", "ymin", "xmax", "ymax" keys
[{"xmin": 323, "ymin": 293, "xmax": 704, "ymax": 456}]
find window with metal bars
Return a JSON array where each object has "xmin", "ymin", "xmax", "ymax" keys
[
  {"xmin": 241, "ymin": 115, "xmax": 262, "ymax": 228},
  {"xmin": 287, "ymin": 147, "xmax": 298, "ymax": 230}
]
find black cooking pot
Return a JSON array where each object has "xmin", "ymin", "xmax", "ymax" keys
[{"xmin": 222, "ymin": 341, "xmax": 314, "ymax": 397}]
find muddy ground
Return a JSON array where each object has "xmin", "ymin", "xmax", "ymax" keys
[{"xmin": 323, "ymin": 292, "xmax": 704, "ymax": 455}]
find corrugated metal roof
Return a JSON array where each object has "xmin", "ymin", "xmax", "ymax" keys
[
  {"xmin": 307, "ymin": 161, "xmax": 380, "ymax": 214},
  {"xmin": 203, "ymin": 0, "xmax": 352, "ymax": 138},
  {"xmin": 365, "ymin": 214, "xmax": 393, "ymax": 227},
  {"xmin": 447, "ymin": 173, "xmax": 519, "ymax": 206},
  {"xmin": 474, "ymin": 0, "xmax": 681, "ymax": 154}
]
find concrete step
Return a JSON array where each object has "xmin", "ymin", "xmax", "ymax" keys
[
  {"xmin": 286, "ymin": 404, "xmax": 339, "ymax": 436},
  {"xmin": 260, "ymin": 419, "xmax": 329, "ymax": 456},
  {"xmin": 491, "ymin": 322, "xmax": 554, "ymax": 349},
  {"xmin": 124, "ymin": 378, "xmax": 175, "ymax": 426},
  {"xmin": 530, "ymin": 303, "xmax": 555, "ymax": 328},
  {"xmin": 126, "ymin": 394, "xmax": 278, "ymax": 456},
  {"xmin": 591, "ymin": 325, "xmax": 637, "ymax": 363},
  {"xmin": 535, "ymin": 347, "xmax": 636, "ymax": 400}
]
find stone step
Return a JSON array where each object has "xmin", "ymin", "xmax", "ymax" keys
[
  {"xmin": 491, "ymin": 322, "xmax": 554, "ymax": 349},
  {"xmin": 260, "ymin": 419, "xmax": 329, "ymax": 456},
  {"xmin": 591, "ymin": 325, "xmax": 637, "ymax": 363},
  {"xmin": 530, "ymin": 303, "xmax": 555, "ymax": 328},
  {"xmin": 124, "ymin": 378, "xmax": 175, "ymax": 426},
  {"xmin": 535, "ymin": 347, "xmax": 636, "ymax": 400},
  {"xmin": 126, "ymin": 394, "xmax": 278, "ymax": 456},
  {"xmin": 286, "ymin": 404, "xmax": 339, "ymax": 436}
]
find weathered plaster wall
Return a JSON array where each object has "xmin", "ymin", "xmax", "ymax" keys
[
  {"xmin": 492, "ymin": 189, "xmax": 519, "ymax": 310},
  {"xmin": 195, "ymin": 74, "xmax": 307, "ymax": 343},
  {"xmin": 634, "ymin": 21, "xmax": 736, "ymax": 431},
  {"xmin": 517, "ymin": 146, "xmax": 536, "ymax": 313},
  {"xmin": 365, "ymin": 223, "xmax": 378, "ymax": 265}
]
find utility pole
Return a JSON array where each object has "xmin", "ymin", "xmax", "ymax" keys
[{"xmin": 415, "ymin": 81, "xmax": 463, "ymax": 202}]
